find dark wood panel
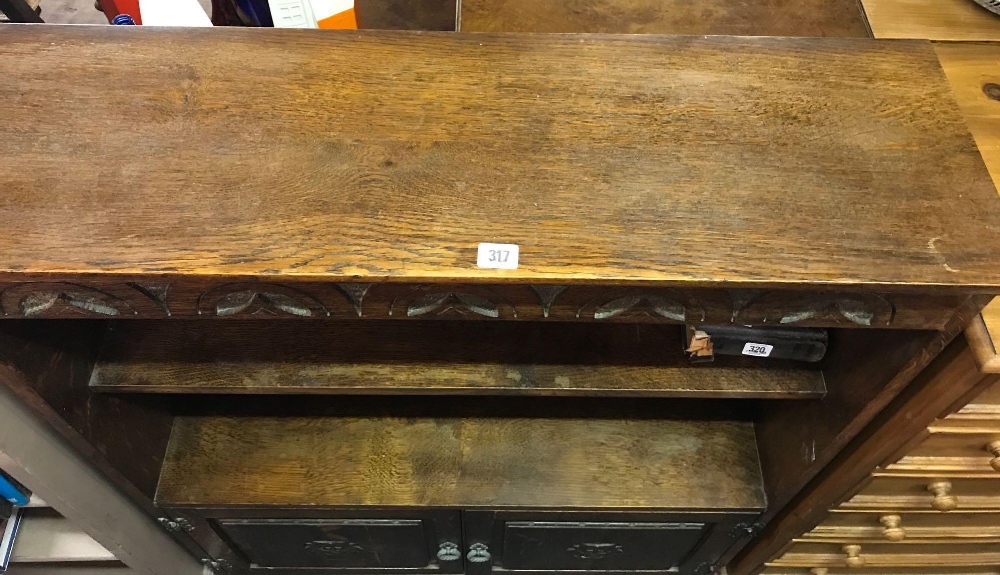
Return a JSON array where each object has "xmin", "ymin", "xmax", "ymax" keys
[
  {"xmin": 219, "ymin": 518, "xmax": 432, "ymax": 569},
  {"xmin": 156, "ymin": 415, "xmax": 765, "ymax": 511},
  {"xmin": 356, "ymin": 0, "xmax": 456, "ymax": 30},
  {"xmin": 500, "ymin": 521, "xmax": 705, "ymax": 571},
  {"xmin": 0, "ymin": 322, "xmax": 170, "ymax": 502},
  {"xmin": 89, "ymin": 320, "xmax": 824, "ymax": 398},
  {"xmin": 459, "ymin": 0, "xmax": 870, "ymax": 36},
  {"xmin": 1, "ymin": 28, "xmax": 998, "ymax": 291},
  {"xmin": 0, "ymin": 280, "xmax": 966, "ymax": 330}
]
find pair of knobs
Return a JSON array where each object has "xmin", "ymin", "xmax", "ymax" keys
[{"xmin": 437, "ymin": 542, "xmax": 490, "ymax": 563}]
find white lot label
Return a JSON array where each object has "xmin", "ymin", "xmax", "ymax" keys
[
  {"xmin": 477, "ymin": 243, "xmax": 519, "ymax": 270},
  {"xmin": 742, "ymin": 342, "xmax": 773, "ymax": 357}
]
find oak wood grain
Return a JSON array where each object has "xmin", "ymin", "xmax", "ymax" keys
[
  {"xmin": 459, "ymin": 0, "xmax": 870, "ymax": 36},
  {"xmin": 156, "ymin": 414, "xmax": 765, "ymax": 510},
  {"xmin": 89, "ymin": 320, "xmax": 825, "ymax": 398},
  {"xmin": 862, "ymin": 0, "xmax": 1000, "ymax": 40},
  {"xmin": 1, "ymin": 27, "xmax": 999, "ymax": 291}
]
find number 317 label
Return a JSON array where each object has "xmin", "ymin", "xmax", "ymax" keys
[
  {"xmin": 742, "ymin": 342, "xmax": 773, "ymax": 357},
  {"xmin": 477, "ymin": 243, "xmax": 519, "ymax": 270}
]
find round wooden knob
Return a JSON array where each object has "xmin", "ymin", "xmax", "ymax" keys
[
  {"xmin": 985, "ymin": 440, "xmax": 1000, "ymax": 472},
  {"xmin": 927, "ymin": 480, "xmax": 958, "ymax": 512},
  {"xmin": 879, "ymin": 514, "xmax": 905, "ymax": 541},
  {"xmin": 843, "ymin": 544, "xmax": 865, "ymax": 568},
  {"xmin": 810, "ymin": 568, "xmax": 829, "ymax": 575}
]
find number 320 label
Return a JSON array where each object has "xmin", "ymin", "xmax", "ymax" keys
[
  {"xmin": 477, "ymin": 243, "xmax": 519, "ymax": 270},
  {"xmin": 742, "ymin": 342, "xmax": 773, "ymax": 357}
]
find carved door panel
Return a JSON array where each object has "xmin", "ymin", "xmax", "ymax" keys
[
  {"xmin": 502, "ymin": 521, "xmax": 705, "ymax": 570},
  {"xmin": 463, "ymin": 511, "xmax": 753, "ymax": 575},
  {"xmin": 203, "ymin": 510, "xmax": 464, "ymax": 573}
]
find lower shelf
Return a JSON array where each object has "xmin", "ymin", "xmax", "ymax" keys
[
  {"xmin": 156, "ymin": 414, "xmax": 764, "ymax": 510},
  {"xmin": 154, "ymin": 414, "xmax": 765, "ymax": 575}
]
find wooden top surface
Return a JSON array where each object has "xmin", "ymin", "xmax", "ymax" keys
[
  {"xmin": 3, "ymin": 27, "xmax": 1000, "ymax": 291},
  {"xmin": 157, "ymin": 415, "xmax": 765, "ymax": 510},
  {"xmin": 862, "ymin": 0, "xmax": 1000, "ymax": 40},
  {"xmin": 459, "ymin": 0, "xmax": 870, "ymax": 36}
]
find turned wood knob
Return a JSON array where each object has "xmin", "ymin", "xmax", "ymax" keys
[
  {"xmin": 927, "ymin": 480, "xmax": 958, "ymax": 511},
  {"xmin": 986, "ymin": 440, "xmax": 1000, "ymax": 472},
  {"xmin": 879, "ymin": 514, "xmax": 905, "ymax": 541},
  {"xmin": 843, "ymin": 544, "xmax": 865, "ymax": 568},
  {"xmin": 810, "ymin": 568, "xmax": 829, "ymax": 575}
]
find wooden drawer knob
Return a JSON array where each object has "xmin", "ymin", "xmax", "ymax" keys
[
  {"xmin": 986, "ymin": 440, "xmax": 1000, "ymax": 472},
  {"xmin": 843, "ymin": 544, "xmax": 865, "ymax": 568},
  {"xmin": 927, "ymin": 480, "xmax": 958, "ymax": 512},
  {"xmin": 879, "ymin": 514, "xmax": 905, "ymax": 541}
]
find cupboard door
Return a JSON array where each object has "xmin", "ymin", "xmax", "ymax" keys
[
  {"xmin": 219, "ymin": 519, "xmax": 432, "ymax": 569},
  {"xmin": 501, "ymin": 521, "xmax": 706, "ymax": 571}
]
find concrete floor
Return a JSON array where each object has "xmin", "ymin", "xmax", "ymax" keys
[{"xmin": 38, "ymin": 0, "xmax": 211, "ymax": 24}]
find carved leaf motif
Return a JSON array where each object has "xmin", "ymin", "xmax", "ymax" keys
[
  {"xmin": 215, "ymin": 291, "xmax": 313, "ymax": 317},
  {"xmin": 19, "ymin": 292, "xmax": 59, "ymax": 317},
  {"xmin": 407, "ymin": 293, "xmax": 452, "ymax": 317},
  {"xmin": 65, "ymin": 293, "xmax": 120, "ymax": 316},
  {"xmin": 258, "ymin": 293, "xmax": 312, "ymax": 317},
  {"xmin": 594, "ymin": 295, "xmax": 685, "ymax": 321},
  {"xmin": 215, "ymin": 290, "xmax": 257, "ymax": 316},
  {"xmin": 530, "ymin": 285, "xmax": 567, "ymax": 318},
  {"xmin": 19, "ymin": 291, "xmax": 120, "ymax": 317},
  {"xmin": 780, "ymin": 299, "xmax": 877, "ymax": 326},
  {"xmin": 648, "ymin": 296, "xmax": 685, "ymax": 321},
  {"xmin": 779, "ymin": 309, "xmax": 818, "ymax": 324},
  {"xmin": 128, "ymin": 282, "xmax": 171, "ymax": 316},
  {"xmin": 454, "ymin": 293, "xmax": 499, "ymax": 318},
  {"xmin": 407, "ymin": 293, "xmax": 499, "ymax": 318},
  {"xmin": 836, "ymin": 299, "xmax": 874, "ymax": 326},
  {"xmin": 337, "ymin": 283, "xmax": 372, "ymax": 316}
]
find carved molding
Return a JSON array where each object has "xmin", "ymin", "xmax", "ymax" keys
[
  {"xmin": 388, "ymin": 285, "xmax": 517, "ymax": 319},
  {"xmin": 0, "ymin": 282, "xmax": 137, "ymax": 318},
  {"xmin": 732, "ymin": 291, "xmax": 894, "ymax": 326},
  {"xmin": 0, "ymin": 281, "xmax": 939, "ymax": 327},
  {"xmin": 577, "ymin": 290, "xmax": 704, "ymax": 322},
  {"xmin": 198, "ymin": 283, "xmax": 330, "ymax": 317}
]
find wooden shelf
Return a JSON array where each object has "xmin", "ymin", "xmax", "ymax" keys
[
  {"xmin": 89, "ymin": 321, "xmax": 825, "ymax": 399},
  {"xmin": 156, "ymin": 414, "xmax": 765, "ymax": 511},
  {"xmin": 10, "ymin": 513, "xmax": 115, "ymax": 563}
]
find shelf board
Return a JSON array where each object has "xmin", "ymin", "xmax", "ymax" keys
[
  {"xmin": 156, "ymin": 414, "xmax": 765, "ymax": 511},
  {"xmin": 90, "ymin": 321, "xmax": 825, "ymax": 399}
]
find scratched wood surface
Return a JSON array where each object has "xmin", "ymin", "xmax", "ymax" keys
[
  {"xmin": 459, "ymin": 0, "xmax": 870, "ymax": 36},
  {"xmin": 862, "ymin": 0, "xmax": 1000, "ymax": 40},
  {"xmin": 156, "ymin": 414, "xmax": 765, "ymax": 510},
  {"xmin": 88, "ymin": 321, "xmax": 825, "ymax": 397},
  {"xmin": 1, "ymin": 27, "xmax": 999, "ymax": 291}
]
